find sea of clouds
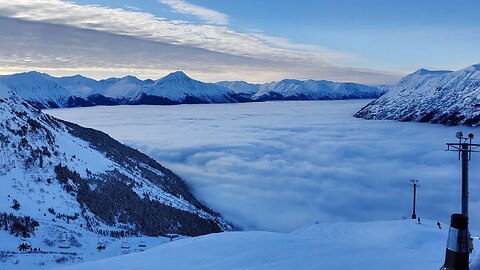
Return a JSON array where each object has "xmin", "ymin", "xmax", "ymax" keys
[{"xmin": 46, "ymin": 100, "xmax": 480, "ymax": 232}]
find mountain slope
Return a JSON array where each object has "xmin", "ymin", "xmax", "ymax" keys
[
  {"xmin": 134, "ymin": 71, "xmax": 238, "ymax": 104},
  {"xmin": 57, "ymin": 219, "xmax": 454, "ymax": 270},
  {"xmin": 217, "ymin": 79, "xmax": 384, "ymax": 101},
  {"xmin": 254, "ymin": 79, "xmax": 384, "ymax": 101},
  {"xmin": 55, "ymin": 75, "xmax": 106, "ymax": 98},
  {"xmin": 355, "ymin": 64, "xmax": 480, "ymax": 126},
  {"xmin": 0, "ymin": 86, "xmax": 231, "ymax": 241},
  {"xmin": 216, "ymin": 81, "xmax": 261, "ymax": 94},
  {"xmin": 0, "ymin": 72, "xmax": 70, "ymax": 108}
]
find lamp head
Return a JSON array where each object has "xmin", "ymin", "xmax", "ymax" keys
[
  {"xmin": 456, "ymin": 132, "xmax": 464, "ymax": 139},
  {"xmin": 469, "ymin": 133, "xmax": 474, "ymax": 139}
]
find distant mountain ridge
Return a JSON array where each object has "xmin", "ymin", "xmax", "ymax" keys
[
  {"xmin": 354, "ymin": 64, "xmax": 480, "ymax": 126},
  {"xmin": 0, "ymin": 71, "xmax": 385, "ymax": 109}
]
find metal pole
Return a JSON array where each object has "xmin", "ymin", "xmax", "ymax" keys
[
  {"xmin": 462, "ymin": 143, "xmax": 469, "ymax": 217},
  {"xmin": 412, "ymin": 182, "xmax": 417, "ymax": 219}
]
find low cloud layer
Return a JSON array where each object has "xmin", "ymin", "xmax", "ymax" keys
[
  {"xmin": 0, "ymin": 1, "xmax": 399, "ymax": 83},
  {"xmin": 46, "ymin": 101, "xmax": 480, "ymax": 232}
]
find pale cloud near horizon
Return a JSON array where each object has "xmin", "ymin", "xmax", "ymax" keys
[
  {"xmin": 0, "ymin": 0, "xmax": 401, "ymax": 83},
  {"xmin": 159, "ymin": 0, "xmax": 229, "ymax": 25}
]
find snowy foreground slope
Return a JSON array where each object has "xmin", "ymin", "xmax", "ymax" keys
[
  {"xmin": 0, "ymin": 86, "xmax": 231, "ymax": 268},
  {"xmin": 355, "ymin": 64, "xmax": 480, "ymax": 126},
  {"xmin": 0, "ymin": 71, "xmax": 383, "ymax": 109},
  {"xmin": 57, "ymin": 219, "xmax": 480, "ymax": 270}
]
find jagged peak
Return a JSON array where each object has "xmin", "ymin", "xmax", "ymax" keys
[
  {"xmin": 59, "ymin": 74, "xmax": 98, "ymax": 83},
  {"xmin": 277, "ymin": 78, "xmax": 303, "ymax": 84},
  {"xmin": 121, "ymin": 75, "xmax": 140, "ymax": 80},
  {"xmin": 64, "ymin": 74, "xmax": 90, "ymax": 79},
  {"xmin": 161, "ymin": 71, "xmax": 191, "ymax": 81},
  {"xmin": 7, "ymin": 70, "xmax": 50, "ymax": 78}
]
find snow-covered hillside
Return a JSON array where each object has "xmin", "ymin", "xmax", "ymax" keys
[
  {"xmin": 217, "ymin": 79, "xmax": 384, "ymax": 100},
  {"xmin": 256, "ymin": 79, "xmax": 384, "ymax": 100},
  {"xmin": 0, "ymin": 72, "xmax": 70, "ymax": 109},
  {"xmin": 355, "ymin": 64, "xmax": 480, "ymax": 126},
  {"xmin": 134, "ymin": 71, "xmax": 237, "ymax": 104},
  {"xmin": 55, "ymin": 219, "xmax": 473, "ymax": 270},
  {"xmin": 0, "ymin": 71, "xmax": 383, "ymax": 109},
  {"xmin": 216, "ymin": 81, "xmax": 261, "ymax": 95},
  {"xmin": 0, "ymin": 87, "xmax": 232, "ymax": 268},
  {"xmin": 0, "ymin": 72, "xmax": 238, "ymax": 108}
]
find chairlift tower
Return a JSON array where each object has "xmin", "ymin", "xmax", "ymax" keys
[
  {"xmin": 410, "ymin": 180, "xmax": 419, "ymax": 219},
  {"xmin": 446, "ymin": 132, "xmax": 480, "ymax": 217},
  {"xmin": 440, "ymin": 132, "xmax": 478, "ymax": 269}
]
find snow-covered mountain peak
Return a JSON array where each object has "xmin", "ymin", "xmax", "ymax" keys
[
  {"xmin": 355, "ymin": 63, "xmax": 480, "ymax": 126},
  {"xmin": 459, "ymin": 64, "xmax": 480, "ymax": 73},
  {"xmin": 160, "ymin": 71, "xmax": 191, "ymax": 82},
  {"xmin": 3, "ymin": 71, "xmax": 50, "ymax": 81},
  {"xmin": 65, "ymin": 74, "xmax": 89, "ymax": 79},
  {"xmin": 0, "ymin": 71, "xmax": 70, "ymax": 108},
  {"xmin": 121, "ymin": 75, "xmax": 142, "ymax": 82},
  {"xmin": 215, "ymin": 81, "xmax": 261, "ymax": 94},
  {"xmin": 277, "ymin": 78, "xmax": 303, "ymax": 85},
  {"xmin": 251, "ymin": 78, "xmax": 384, "ymax": 100},
  {"xmin": 409, "ymin": 68, "xmax": 452, "ymax": 77},
  {"xmin": 18, "ymin": 71, "xmax": 50, "ymax": 78}
]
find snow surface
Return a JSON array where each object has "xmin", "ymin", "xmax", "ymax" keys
[
  {"xmin": 355, "ymin": 64, "xmax": 480, "ymax": 125},
  {"xmin": 46, "ymin": 100, "xmax": 480, "ymax": 233},
  {"xmin": 216, "ymin": 81, "xmax": 261, "ymax": 94},
  {"xmin": 0, "ymin": 72, "xmax": 70, "ymax": 107},
  {"xmin": 55, "ymin": 219, "xmax": 480, "ymax": 270},
  {"xmin": 217, "ymin": 79, "xmax": 384, "ymax": 99},
  {"xmin": 253, "ymin": 79, "xmax": 384, "ymax": 99},
  {"xmin": 139, "ymin": 71, "xmax": 234, "ymax": 102}
]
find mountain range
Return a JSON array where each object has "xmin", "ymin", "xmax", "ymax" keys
[
  {"xmin": 0, "ymin": 71, "xmax": 384, "ymax": 109},
  {"xmin": 355, "ymin": 64, "xmax": 480, "ymax": 126}
]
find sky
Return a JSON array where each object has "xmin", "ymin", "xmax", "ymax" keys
[{"xmin": 0, "ymin": 0, "xmax": 478, "ymax": 84}]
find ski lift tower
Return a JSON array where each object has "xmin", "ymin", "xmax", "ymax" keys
[
  {"xmin": 441, "ymin": 132, "xmax": 479, "ymax": 269},
  {"xmin": 410, "ymin": 180, "xmax": 419, "ymax": 219},
  {"xmin": 446, "ymin": 132, "xmax": 480, "ymax": 217}
]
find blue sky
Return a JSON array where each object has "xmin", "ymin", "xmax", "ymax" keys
[{"xmin": 0, "ymin": 0, "xmax": 478, "ymax": 83}]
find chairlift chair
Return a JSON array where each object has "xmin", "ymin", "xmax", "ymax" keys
[
  {"xmin": 97, "ymin": 237, "xmax": 106, "ymax": 251},
  {"xmin": 58, "ymin": 233, "xmax": 71, "ymax": 249},
  {"xmin": 139, "ymin": 240, "xmax": 147, "ymax": 250},
  {"xmin": 58, "ymin": 241, "xmax": 71, "ymax": 249},
  {"xmin": 121, "ymin": 240, "xmax": 130, "ymax": 249}
]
